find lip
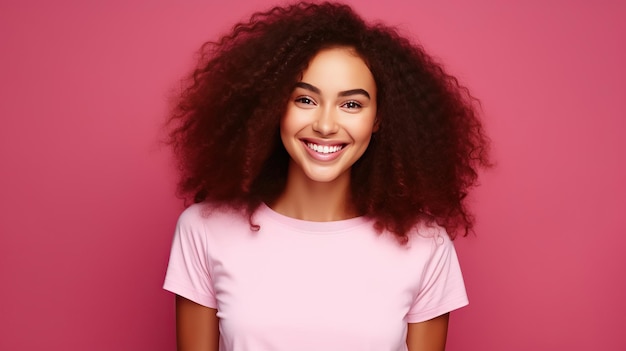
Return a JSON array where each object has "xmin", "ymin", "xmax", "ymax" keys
[{"xmin": 300, "ymin": 139, "xmax": 347, "ymax": 162}]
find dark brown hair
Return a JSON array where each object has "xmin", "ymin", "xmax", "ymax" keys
[{"xmin": 167, "ymin": 1, "xmax": 490, "ymax": 240}]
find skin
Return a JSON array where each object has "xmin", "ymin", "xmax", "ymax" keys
[
  {"xmin": 175, "ymin": 46, "xmax": 451, "ymax": 351},
  {"xmin": 273, "ymin": 46, "xmax": 379, "ymax": 221},
  {"xmin": 406, "ymin": 313, "xmax": 450, "ymax": 350},
  {"xmin": 175, "ymin": 296, "xmax": 219, "ymax": 351}
]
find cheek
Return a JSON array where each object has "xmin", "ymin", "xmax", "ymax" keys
[
  {"xmin": 279, "ymin": 110, "xmax": 302, "ymax": 150},
  {"xmin": 280, "ymin": 106, "xmax": 305, "ymax": 134},
  {"xmin": 279, "ymin": 113, "xmax": 294, "ymax": 140},
  {"xmin": 348, "ymin": 117, "xmax": 378, "ymax": 141},
  {"xmin": 279, "ymin": 121, "xmax": 291, "ymax": 148}
]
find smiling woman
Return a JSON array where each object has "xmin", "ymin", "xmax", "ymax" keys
[
  {"xmin": 163, "ymin": 1, "xmax": 490, "ymax": 350},
  {"xmin": 277, "ymin": 47, "xmax": 378, "ymax": 215}
]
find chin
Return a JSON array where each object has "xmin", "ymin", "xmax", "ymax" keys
[{"xmin": 302, "ymin": 168, "xmax": 350, "ymax": 184}]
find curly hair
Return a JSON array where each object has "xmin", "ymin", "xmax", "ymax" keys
[{"xmin": 167, "ymin": 1, "xmax": 490, "ymax": 241}]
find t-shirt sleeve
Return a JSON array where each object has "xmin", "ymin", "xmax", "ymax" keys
[
  {"xmin": 163, "ymin": 206, "xmax": 217, "ymax": 308},
  {"xmin": 405, "ymin": 231, "xmax": 468, "ymax": 323}
]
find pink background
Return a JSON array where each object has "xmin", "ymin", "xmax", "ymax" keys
[{"xmin": 1, "ymin": 0, "xmax": 624, "ymax": 350}]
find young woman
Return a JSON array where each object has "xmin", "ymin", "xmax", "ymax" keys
[{"xmin": 163, "ymin": 2, "xmax": 490, "ymax": 350}]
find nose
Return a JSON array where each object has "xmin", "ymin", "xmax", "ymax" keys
[{"xmin": 312, "ymin": 107, "xmax": 339, "ymax": 136}]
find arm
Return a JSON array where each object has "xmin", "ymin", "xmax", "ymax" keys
[
  {"xmin": 175, "ymin": 295, "xmax": 220, "ymax": 351},
  {"xmin": 406, "ymin": 313, "xmax": 450, "ymax": 351}
]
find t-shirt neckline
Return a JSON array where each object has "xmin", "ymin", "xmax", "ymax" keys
[{"xmin": 259, "ymin": 202, "xmax": 370, "ymax": 233}]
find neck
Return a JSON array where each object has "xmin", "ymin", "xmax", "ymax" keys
[{"xmin": 270, "ymin": 163, "xmax": 358, "ymax": 222}]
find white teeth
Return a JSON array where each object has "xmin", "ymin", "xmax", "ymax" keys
[{"xmin": 306, "ymin": 142, "xmax": 343, "ymax": 154}]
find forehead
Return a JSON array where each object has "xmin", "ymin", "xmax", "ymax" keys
[{"xmin": 299, "ymin": 47, "xmax": 376, "ymax": 95}]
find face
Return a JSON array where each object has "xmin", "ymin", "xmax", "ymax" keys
[{"xmin": 280, "ymin": 47, "xmax": 378, "ymax": 185}]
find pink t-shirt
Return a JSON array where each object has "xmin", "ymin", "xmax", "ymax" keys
[{"xmin": 164, "ymin": 203, "xmax": 468, "ymax": 350}]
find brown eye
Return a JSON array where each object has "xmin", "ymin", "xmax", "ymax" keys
[
  {"xmin": 295, "ymin": 97, "xmax": 315, "ymax": 105},
  {"xmin": 342, "ymin": 101, "xmax": 362, "ymax": 109}
]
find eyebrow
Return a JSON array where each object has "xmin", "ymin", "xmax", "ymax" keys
[{"xmin": 295, "ymin": 82, "xmax": 371, "ymax": 99}]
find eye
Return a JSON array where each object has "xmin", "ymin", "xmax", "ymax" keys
[
  {"xmin": 341, "ymin": 100, "xmax": 362, "ymax": 109},
  {"xmin": 295, "ymin": 96, "xmax": 316, "ymax": 106}
]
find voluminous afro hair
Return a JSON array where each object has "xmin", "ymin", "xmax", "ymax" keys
[{"xmin": 167, "ymin": 1, "xmax": 491, "ymax": 241}]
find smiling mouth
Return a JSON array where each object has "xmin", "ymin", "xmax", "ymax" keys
[{"xmin": 305, "ymin": 142, "xmax": 345, "ymax": 154}]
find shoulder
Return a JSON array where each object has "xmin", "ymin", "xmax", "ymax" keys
[
  {"xmin": 404, "ymin": 222, "xmax": 457, "ymax": 259},
  {"xmin": 173, "ymin": 203, "xmax": 253, "ymax": 245},
  {"xmin": 404, "ymin": 222, "xmax": 468, "ymax": 322},
  {"xmin": 176, "ymin": 203, "xmax": 206, "ymax": 225},
  {"xmin": 169, "ymin": 203, "xmax": 255, "ymax": 266},
  {"xmin": 409, "ymin": 221, "xmax": 452, "ymax": 243},
  {"xmin": 176, "ymin": 202, "xmax": 248, "ymax": 228}
]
